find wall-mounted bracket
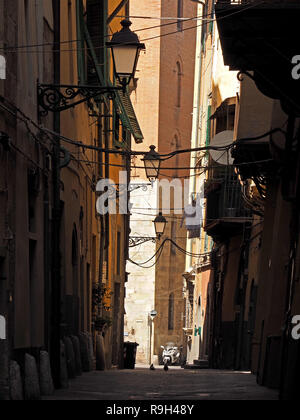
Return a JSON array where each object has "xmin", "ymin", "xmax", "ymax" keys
[{"xmin": 38, "ymin": 83, "xmax": 123, "ymax": 118}]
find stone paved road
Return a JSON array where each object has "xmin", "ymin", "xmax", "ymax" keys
[{"xmin": 43, "ymin": 365, "xmax": 279, "ymax": 400}]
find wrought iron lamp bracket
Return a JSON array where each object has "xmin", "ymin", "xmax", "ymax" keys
[
  {"xmin": 38, "ymin": 83, "xmax": 123, "ymax": 118},
  {"xmin": 129, "ymin": 236, "xmax": 157, "ymax": 248}
]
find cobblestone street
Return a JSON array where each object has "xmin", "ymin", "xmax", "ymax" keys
[{"xmin": 43, "ymin": 366, "xmax": 278, "ymax": 401}]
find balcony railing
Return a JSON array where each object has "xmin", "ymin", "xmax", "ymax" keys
[
  {"xmin": 194, "ymin": 253, "xmax": 212, "ymax": 271},
  {"xmin": 206, "ymin": 181, "xmax": 246, "ymax": 220},
  {"xmin": 204, "ymin": 171, "xmax": 250, "ymax": 239}
]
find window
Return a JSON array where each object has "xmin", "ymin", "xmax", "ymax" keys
[
  {"xmin": 168, "ymin": 293, "xmax": 174, "ymax": 330},
  {"xmin": 215, "ymin": 103, "xmax": 236, "ymax": 134},
  {"xmin": 177, "ymin": 0, "xmax": 183, "ymax": 31},
  {"xmin": 86, "ymin": 0, "xmax": 106, "ymax": 83},
  {"xmin": 176, "ymin": 62, "xmax": 182, "ymax": 108}
]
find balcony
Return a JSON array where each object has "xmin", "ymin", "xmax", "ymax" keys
[
  {"xmin": 231, "ymin": 137, "xmax": 278, "ymax": 182},
  {"xmin": 215, "ymin": 0, "xmax": 300, "ymax": 116},
  {"xmin": 193, "ymin": 253, "xmax": 212, "ymax": 272},
  {"xmin": 204, "ymin": 169, "xmax": 250, "ymax": 241}
]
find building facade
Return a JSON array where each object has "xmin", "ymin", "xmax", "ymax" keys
[
  {"xmin": 0, "ymin": 0, "xmax": 143, "ymax": 399},
  {"xmin": 183, "ymin": 0, "xmax": 300, "ymax": 399}
]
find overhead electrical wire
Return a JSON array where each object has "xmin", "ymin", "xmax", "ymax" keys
[
  {"xmin": 0, "ymin": 14, "xmax": 203, "ymax": 51},
  {"xmin": 129, "ymin": 228, "xmax": 264, "ymax": 270},
  {"xmin": 42, "ymin": 125, "xmax": 283, "ymax": 159},
  {"xmin": 0, "ymin": 1, "xmax": 263, "ymax": 54}
]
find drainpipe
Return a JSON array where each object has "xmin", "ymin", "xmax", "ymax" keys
[
  {"xmin": 185, "ymin": 1, "xmax": 204, "ymax": 271},
  {"xmin": 51, "ymin": 0, "xmax": 62, "ymax": 389}
]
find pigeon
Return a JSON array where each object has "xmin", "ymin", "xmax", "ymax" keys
[
  {"xmin": 150, "ymin": 364, "xmax": 155, "ymax": 370},
  {"xmin": 164, "ymin": 364, "xmax": 169, "ymax": 371}
]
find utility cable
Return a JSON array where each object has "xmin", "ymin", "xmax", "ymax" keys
[{"xmin": 0, "ymin": 2, "xmax": 262, "ymax": 54}]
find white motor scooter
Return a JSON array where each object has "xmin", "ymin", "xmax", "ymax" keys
[{"xmin": 160, "ymin": 343, "xmax": 182, "ymax": 369}]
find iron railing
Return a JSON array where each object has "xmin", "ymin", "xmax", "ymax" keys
[{"xmin": 205, "ymin": 175, "xmax": 249, "ymax": 224}]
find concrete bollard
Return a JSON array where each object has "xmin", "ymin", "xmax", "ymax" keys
[
  {"xmin": 0, "ymin": 338, "xmax": 9, "ymax": 400},
  {"xmin": 70, "ymin": 336, "xmax": 82, "ymax": 376},
  {"xmin": 24, "ymin": 354, "xmax": 41, "ymax": 400},
  {"xmin": 9, "ymin": 361, "xmax": 23, "ymax": 400},
  {"xmin": 39, "ymin": 351, "xmax": 54, "ymax": 396},
  {"xmin": 87, "ymin": 333, "xmax": 95, "ymax": 371},
  {"xmin": 60, "ymin": 340, "xmax": 69, "ymax": 389},
  {"xmin": 96, "ymin": 334, "xmax": 106, "ymax": 371},
  {"xmin": 78, "ymin": 333, "xmax": 90, "ymax": 372},
  {"xmin": 63, "ymin": 337, "xmax": 76, "ymax": 379}
]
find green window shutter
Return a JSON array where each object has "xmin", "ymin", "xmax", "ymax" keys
[
  {"xmin": 86, "ymin": 0, "xmax": 106, "ymax": 84},
  {"xmin": 77, "ymin": 0, "xmax": 143, "ymax": 145},
  {"xmin": 114, "ymin": 91, "xmax": 144, "ymax": 145}
]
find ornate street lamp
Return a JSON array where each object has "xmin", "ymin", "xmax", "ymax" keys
[
  {"xmin": 142, "ymin": 145, "xmax": 161, "ymax": 183},
  {"xmin": 38, "ymin": 20, "xmax": 145, "ymax": 117},
  {"xmin": 153, "ymin": 212, "xmax": 167, "ymax": 239},
  {"xmin": 129, "ymin": 213, "xmax": 167, "ymax": 247},
  {"xmin": 107, "ymin": 20, "xmax": 146, "ymax": 91}
]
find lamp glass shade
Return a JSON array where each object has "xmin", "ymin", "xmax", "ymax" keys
[
  {"xmin": 144, "ymin": 159, "xmax": 160, "ymax": 181},
  {"xmin": 154, "ymin": 213, "xmax": 167, "ymax": 237},
  {"xmin": 142, "ymin": 145, "xmax": 161, "ymax": 182},
  {"xmin": 111, "ymin": 45, "xmax": 139, "ymax": 78},
  {"xmin": 107, "ymin": 20, "xmax": 145, "ymax": 87}
]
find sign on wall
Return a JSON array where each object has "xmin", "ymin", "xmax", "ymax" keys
[{"xmin": 0, "ymin": 315, "xmax": 6, "ymax": 340}]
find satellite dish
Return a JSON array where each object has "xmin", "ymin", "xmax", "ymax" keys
[{"xmin": 209, "ymin": 130, "xmax": 234, "ymax": 165}]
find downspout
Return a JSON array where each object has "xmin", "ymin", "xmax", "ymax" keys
[
  {"xmin": 51, "ymin": 0, "xmax": 62, "ymax": 389},
  {"xmin": 185, "ymin": 1, "xmax": 204, "ymax": 271}
]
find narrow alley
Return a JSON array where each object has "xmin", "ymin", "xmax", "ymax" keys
[
  {"xmin": 44, "ymin": 367, "xmax": 277, "ymax": 401},
  {"xmin": 1, "ymin": 0, "xmax": 300, "ymax": 403}
]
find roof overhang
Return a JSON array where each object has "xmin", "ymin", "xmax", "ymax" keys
[{"xmin": 216, "ymin": 0, "xmax": 300, "ymax": 116}]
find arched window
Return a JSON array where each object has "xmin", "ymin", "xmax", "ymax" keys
[
  {"xmin": 177, "ymin": 0, "xmax": 183, "ymax": 31},
  {"xmin": 168, "ymin": 293, "xmax": 174, "ymax": 330},
  {"xmin": 176, "ymin": 62, "xmax": 182, "ymax": 108}
]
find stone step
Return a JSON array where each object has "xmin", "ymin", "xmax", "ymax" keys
[
  {"xmin": 193, "ymin": 359, "xmax": 209, "ymax": 367},
  {"xmin": 184, "ymin": 360, "xmax": 209, "ymax": 370}
]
